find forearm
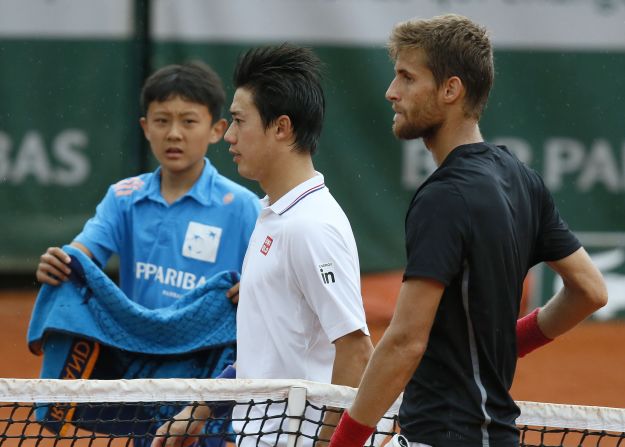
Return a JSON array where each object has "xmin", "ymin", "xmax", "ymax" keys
[
  {"xmin": 70, "ymin": 241, "xmax": 93, "ymax": 258},
  {"xmin": 317, "ymin": 332, "xmax": 373, "ymax": 445},
  {"xmin": 538, "ymin": 286, "xmax": 604, "ymax": 339},
  {"xmin": 538, "ymin": 248, "xmax": 607, "ymax": 339},
  {"xmin": 328, "ymin": 279, "xmax": 442, "ymax": 447},
  {"xmin": 325, "ymin": 340, "xmax": 418, "ymax": 447},
  {"xmin": 330, "ymin": 336, "xmax": 372, "ymax": 388},
  {"xmin": 349, "ymin": 331, "xmax": 422, "ymax": 427},
  {"xmin": 152, "ymin": 365, "xmax": 236, "ymax": 447}
]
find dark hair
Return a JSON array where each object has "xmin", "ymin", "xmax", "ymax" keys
[
  {"xmin": 233, "ymin": 43, "xmax": 325, "ymax": 154},
  {"xmin": 388, "ymin": 14, "xmax": 494, "ymax": 119},
  {"xmin": 140, "ymin": 61, "xmax": 226, "ymax": 121}
]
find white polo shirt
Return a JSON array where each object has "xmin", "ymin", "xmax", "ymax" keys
[{"xmin": 234, "ymin": 173, "xmax": 369, "ymax": 446}]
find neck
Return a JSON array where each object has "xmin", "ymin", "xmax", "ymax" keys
[
  {"xmin": 260, "ymin": 151, "xmax": 316, "ymax": 205},
  {"xmin": 424, "ymin": 118, "xmax": 483, "ymax": 166},
  {"xmin": 160, "ymin": 160, "xmax": 205, "ymax": 204}
]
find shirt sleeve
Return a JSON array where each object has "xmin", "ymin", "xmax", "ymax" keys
[
  {"xmin": 288, "ymin": 219, "xmax": 369, "ymax": 343},
  {"xmin": 532, "ymin": 178, "xmax": 581, "ymax": 264},
  {"xmin": 404, "ymin": 181, "xmax": 471, "ymax": 285},
  {"xmin": 73, "ymin": 186, "xmax": 122, "ymax": 267},
  {"xmin": 238, "ymin": 194, "xmax": 261, "ymax": 261}
]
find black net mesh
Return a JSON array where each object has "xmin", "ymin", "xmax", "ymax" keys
[
  {"xmin": 0, "ymin": 400, "xmax": 398, "ymax": 447},
  {"xmin": 1, "ymin": 379, "xmax": 624, "ymax": 447}
]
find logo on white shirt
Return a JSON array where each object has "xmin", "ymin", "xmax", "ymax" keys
[
  {"xmin": 182, "ymin": 222, "xmax": 222, "ymax": 263},
  {"xmin": 260, "ymin": 236, "xmax": 273, "ymax": 256},
  {"xmin": 318, "ymin": 262, "xmax": 336, "ymax": 284}
]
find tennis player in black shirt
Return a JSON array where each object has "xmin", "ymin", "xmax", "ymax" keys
[{"xmin": 330, "ymin": 14, "xmax": 607, "ymax": 447}]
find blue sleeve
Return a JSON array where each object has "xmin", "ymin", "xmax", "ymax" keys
[
  {"xmin": 238, "ymin": 193, "xmax": 261, "ymax": 256},
  {"xmin": 244, "ymin": 194, "xmax": 260, "ymax": 234},
  {"xmin": 73, "ymin": 186, "xmax": 122, "ymax": 267}
]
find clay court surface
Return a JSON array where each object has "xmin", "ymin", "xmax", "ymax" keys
[{"xmin": 1, "ymin": 272, "xmax": 624, "ymax": 410}]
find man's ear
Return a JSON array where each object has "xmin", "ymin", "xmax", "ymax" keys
[
  {"xmin": 274, "ymin": 115, "xmax": 294, "ymax": 142},
  {"xmin": 441, "ymin": 76, "xmax": 464, "ymax": 104},
  {"xmin": 209, "ymin": 118, "xmax": 228, "ymax": 144}
]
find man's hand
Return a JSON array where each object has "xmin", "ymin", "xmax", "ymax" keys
[
  {"xmin": 151, "ymin": 404, "xmax": 212, "ymax": 447},
  {"xmin": 314, "ymin": 407, "xmax": 342, "ymax": 446},
  {"xmin": 36, "ymin": 247, "xmax": 72, "ymax": 286},
  {"xmin": 226, "ymin": 282, "xmax": 240, "ymax": 304}
]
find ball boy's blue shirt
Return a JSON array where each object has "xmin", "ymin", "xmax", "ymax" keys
[{"xmin": 75, "ymin": 159, "xmax": 260, "ymax": 309}]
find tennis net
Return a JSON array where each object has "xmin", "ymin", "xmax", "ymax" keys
[{"xmin": 0, "ymin": 378, "xmax": 624, "ymax": 447}]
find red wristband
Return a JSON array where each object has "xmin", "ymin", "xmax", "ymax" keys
[
  {"xmin": 328, "ymin": 411, "xmax": 375, "ymax": 447},
  {"xmin": 516, "ymin": 307, "xmax": 553, "ymax": 358}
]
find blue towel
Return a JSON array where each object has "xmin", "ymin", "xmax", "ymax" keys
[
  {"xmin": 27, "ymin": 245, "xmax": 238, "ymax": 445},
  {"xmin": 28, "ymin": 245, "xmax": 237, "ymax": 357}
]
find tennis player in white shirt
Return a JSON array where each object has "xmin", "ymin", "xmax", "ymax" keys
[{"xmin": 153, "ymin": 43, "xmax": 373, "ymax": 447}]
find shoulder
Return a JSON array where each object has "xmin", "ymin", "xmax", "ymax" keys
[
  {"xmin": 415, "ymin": 179, "xmax": 464, "ymax": 207},
  {"xmin": 283, "ymin": 191, "xmax": 353, "ymax": 242},
  {"xmin": 494, "ymin": 145, "xmax": 550, "ymax": 202},
  {"xmin": 522, "ymin": 163, "xmax": 548, "ymax": 192},
  {"xmin": 489, "ymin": 143, "xmax": 546, "ymax": 188},
  {"xmin": 296, "ymin": 187, "xmax": 348, "ymax": 222},
  {"xmin": 106, "ymin": 172, "xmax": 152, "ymax": 202},
  {"xmin": 211, "ymin": 173, "xmax": 261, "ymax": 207}
]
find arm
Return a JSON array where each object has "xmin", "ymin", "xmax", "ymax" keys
[
  {"xmin": 35, "ymin": 241, "xmax": 92, "ymax": 285},
  {"xmin": 151, "ymin": 405, "xmax": 212, "ymax": 447},
  {"xmin": 317, "ymin": 330, "xmax": 373, "ymax": 445},
  {"xmin": 332, "ymin": 330, "xmax": 373, "ymax": 388},
  {"xmin": 540, "ymin": 247, "xmax": 606, "ymax": 338},
  {"xmin": 349, "ymin": 278, "xmax": 443, "ymax": 426},
  {"xmin": 226, "ymin": 194, "xmax": 261, "ymax": 305},
  {"xmin": 517, "ymin": 247, "xmax": 607, "ymax": 356},
  {"xmin": 329, "ymin": 278, "xmax": 444, "ymax": 446},
  {"xmin": 151, "ymin": 365, "xmax": 237, "ymax": 447}
]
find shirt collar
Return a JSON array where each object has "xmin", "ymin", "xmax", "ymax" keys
[
  {"xmin": 439, "ymin": 142, "xmax": 489, "ymax": 168},
  {"xmin": 133, "ymin": 158, "xmax": 217, "ymax": 206},
  {"xmin": 265, "ymin": 172, "xmax": 326, "ymax": 216}
]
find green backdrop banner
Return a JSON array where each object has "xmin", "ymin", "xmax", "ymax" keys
[
  {"xmin": 1, "ymin": 1, "xmax": 624, "ymax": 318},
  {"xmin": 0, "ymin": 39, "xmax": 142, "ymax": 269}
]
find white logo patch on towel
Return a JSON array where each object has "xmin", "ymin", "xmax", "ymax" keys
[{"xmin": 182, "ymin": 222, "xmax": 222, "ymax": 263}]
